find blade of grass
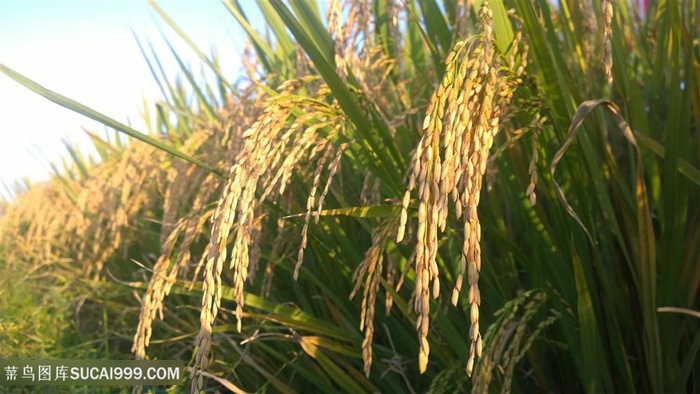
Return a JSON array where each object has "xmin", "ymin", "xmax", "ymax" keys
[
  {"xmin": 257, "ymin": 1, "xmax": 296, "ymax": 69},
  {"xmin": 298, "ymin": 337, "xmax": 365, "ymax": 394},
  {"xmin": 551, "ymin": 99, "xmax": 661, "ymax": 392},
  {"xmin": 571, "ymin": 243, "xmax": 612, "ymax": 392},
  {"xmin": 282, "ymin": 205, "xmax": 404, "ymax": 220},
  {"xmin": 633, "ymin": 131, "xmax": 700, "ymax": 186},
  {"xmin": 417, "ymin": 0, "xmax": 452, "ymax": 53},
  {"xmin": 149, "ymin": 1, "xmax": 233, "ymax": 91},
  {"xmin": 224, "ymin": 0, "xmax": 275, "ymax": 73},
  {"xmin": 0, "ymin": 63, "xmax": 224, "ymax": 178},
  {"xmin": 163, "ymin": 38, "xmax": 218, "ymax": 122},
  {"xmin": 490, "ymin": 0, "xmax": 514, "ymax": 54},
  {"xmin": 61, "ymin": 139, "xmax": 90, "ymax": 181},
  {"xmin": 83, "ymin": 128, "xmax": 119, "ymax": 161},
  {"xmin": 286, "ymin": 1, "xmax": 334, "ymax": 65}
]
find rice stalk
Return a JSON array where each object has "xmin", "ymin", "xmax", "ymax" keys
[
  {"xmin": 386, "ymin": 0, "xmax": 404, "ymax": 72},
  {"xmin": 396, "ymin": 1, "xmax": 523, "ymax": 375},
  {"xmin": 191, "ymin": 82, "xmax": 350, "ymax": 391},
  {"xmin": 132, "ymin": 217, "xmax": 187, "ymax": 360},
  {"xmin": 602, "ymin": 0, "xmax": 613, "ymax": 86},
  {"xmin": 261, "ymin": 217, "xmax": 294, "ymax": 298},
  {"xmin": 578, "ymin": 0, "xmax": 596, "ymax": 75},
  {"xmin": 360, "ymin": 174, "xmax": 372, "ymax": 205},
  {"xmin": 242, "ymin": 41, "xmax": 259, "ymax": 82},
  {"xmin": 297, "ymin": 140, "xmax": 334, "ymax": 275},
  {"xmin": 0, "ymin": 181, "xmax": 76, "ymax": 267},
  {"xmin": 350, "ymin": 219, "xmax": 397, "ymax": 377},
  {"xmin": 328, "ymin": 0, "xmax": 374, "ymax": 83},
  {"xmin": 472, "ymin": 291, "xmax": 560, "ymax": 394},
  {"xmin": 526, "ymin": 117, "xmax": 543, "ymax": 207},
  {"xmin": 132, "ymin": 187, "xmax": 216, "ymax": 360},
  {"xmin": 159, "ymin": 127, "xmax": 219, "ymax": 241},
  {"xmin": 327, "ymin": 0, "xmax": 346, "ymax": 79}
]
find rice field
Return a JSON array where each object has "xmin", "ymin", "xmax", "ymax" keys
[{"xmin": 1, "ymin": 0, "xmax": 698, "ymax": 392}]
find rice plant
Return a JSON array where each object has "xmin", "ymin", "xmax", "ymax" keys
[{"xmin": 1, "ymin": 0, "xmax": 698, "ymax": 393}]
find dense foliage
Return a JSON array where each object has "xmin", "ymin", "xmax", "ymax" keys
[{"xmin": 1, "ymin": 0, "xmax": 698, "ymax": 393}]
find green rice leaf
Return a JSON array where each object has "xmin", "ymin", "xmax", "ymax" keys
[
  {"xmin": 282, "ymin": 205, "xmax": 404, "ymax": 220},
  {"xmin": 0, "ymin": 63, "xmax": 225, "ymax": 178}
]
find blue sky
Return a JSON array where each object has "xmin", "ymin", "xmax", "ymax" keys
[{"xmin": 0, "ymin": 1, "xmax": 261, "ymax": 199}]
